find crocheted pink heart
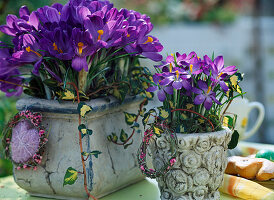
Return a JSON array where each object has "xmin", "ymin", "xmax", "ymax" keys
[{"xmin": 11, "ymin": 120, "xmax": 40, "ymax": 163}]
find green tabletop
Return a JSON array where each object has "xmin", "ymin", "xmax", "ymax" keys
[
  {"xmin": 1, "ymin": 141, "xmax": 273, "ymax": 200},
  {"xmin": 0, "ymin": 176, "xmax": 238, "ymax": 200}
]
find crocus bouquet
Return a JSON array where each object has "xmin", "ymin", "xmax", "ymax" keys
[
  {"xmin": 137, "ymin": 52, "xmax": 244, "ymax": 200},
  {"xmin": 144, "ymin": 51, "xmax": 244, "ymax": 133},
  {"xmin": 0, "ymin": 0, "xmax": 162, "ymax": 101}
]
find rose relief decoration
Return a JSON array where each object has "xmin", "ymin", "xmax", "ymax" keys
[{"xmin": 152, "ymin": 129, "xmax": 232, "ymax": 200}]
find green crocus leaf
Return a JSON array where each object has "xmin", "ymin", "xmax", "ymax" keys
[
  {"xmin": 77, "ymin": 102, "xmax": 92, "ymax": 117},
  {"xmin": 63, "ymin": 167, "xmax": 78, "ymax": 186},
  {"xmin": 228, "ymin": 130, "xmax": 239, "ymax": 149},
  {"xmin": 43, "ymin": 79, "xmax": 59, "ymax": 88},
  {"xmin": 124, "ymin": 112, "xmax": 137, "ymax": 125}
]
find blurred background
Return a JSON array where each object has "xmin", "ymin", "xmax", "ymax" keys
[{"xmin": 0, "ymin": 0, "xmax": 274, "ymax": 177}]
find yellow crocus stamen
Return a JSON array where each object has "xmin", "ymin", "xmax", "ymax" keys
[
  {"xmin": 217, "ymin": 72, "xmax": 223, "ymax": 79},
  {"xmin": 207, "ymin": 86, "xmax": 211, "ymax": 94},
  {"xmin": 171, "ymin": 53, "xmax": 174, "ymax": 57},
  {"xmin": 197, "ymin": 56, "xmax": 200, "ymax": 59},
  {"xmin": 169, "ymin": 63, "xmax": 173, "ymax": 73},
  {"xmin": 97, "ymin": 30, "xmax": 104, "ymax": 41},
  {"xmin": 127, "ymin": 33, "xmax": 130, "ymax": 37},
  {"xmin": 190, "ymin": 64, "xmax": 193, "ymax": 73},
  {"xmin": 26, "ymin": 46, "xmax": 42, "ymax": 57},
  {"xmin": 175, "ymin": 70, "xmax": 179, "ymax": 79},
  {"xmin": 59, "ymin": 12, "xmax": 61, "ymax": 15},
  {"xmin": 53, "ymin": 43, "xmax": 63, "ymax": 54},
  {"xmin": 53, "ymin": 43, "xmax": 58, "ymax": 51},
  {"xmin": 144, "ymin": 36, "xmax": 153, "ymax": 44},
  {"xmin": 78, "ymin": 42, "xmax": 84, "ymax": 55}
]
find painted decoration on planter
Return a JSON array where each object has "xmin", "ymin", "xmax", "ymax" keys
[{"xmin": 2, "ymin": 110, "xmax": 48, "ymax": 170}]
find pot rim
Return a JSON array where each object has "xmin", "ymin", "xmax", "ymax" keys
[
  {"xmin": 173, "ymin": 127, "xmax": 232, "ymax": 138},
  {"xmin": 16, "ymin": 95, "xmax": 143, "ymax": 114}
]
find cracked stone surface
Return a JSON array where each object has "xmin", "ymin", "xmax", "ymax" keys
[{"xmin": 14, "ymin": 97, "xmax": 145, "ymax": 199}]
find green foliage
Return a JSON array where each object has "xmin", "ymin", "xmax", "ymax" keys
[
  {"xmin": 81, "ymin": 151, "xmax": 102, "ymax": 158},
  {"xmin": 0, "ymin": 94, "xmax": 17, "ymax": 177},
  {"xmin": 119, "ymin": 129, "xmax": 128, "ymax": 143},
  {"xmin": 124, "ymin": 112, "xmax": 137, "ymax": 125},
  {"xmin": 78, "ymin": 124, "xmax": 93, "ymax": 138},
  {"xmin": 228, "ymin": 130, "xmax": 239, "ymax": 149},
  {"xmin": 77, "ymin": 102, "xmax": 92, "ymax": 117},
  {"xmin": 63, "ymin": 167, "xmax": 78, "ymax": 186}
]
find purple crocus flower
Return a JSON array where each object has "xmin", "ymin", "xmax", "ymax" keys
[
  {"xmin": 12, "ymin": 34, "xmax": 43, "ymax": 76},
  {"xmin": 71, "ymin": 28, "xmax": 96, "ymax": 71},
  {"xmin": 146, "ymin": 74, "xmax": 173, "ymax": 102},
  {"xmin": 0, "ymin": 6, "xmax": 39, "ymax": 36},
  {"xmin": 40, "ymin": 28, "xmax": 74, "ymax": 61},
  {"xmin": 187, "ymin": 57, "xmax": 203, "ymax": 75},
  {"xmin": 159, "ymin": 68, "xmax": 191, "ymax": 90},
  {"xmin": 193, "ymin": 80, "xmax": 221, "ymax": 110},
  {"xmin": 204, "ymin": 55, "xmax": 237, "ymax": 92}
]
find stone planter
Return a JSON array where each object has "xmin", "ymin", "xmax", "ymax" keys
[
  {"xmin": 13, "ymin": 96, "xmax": 145, "ymax": 199},
  {"xmin": 150, "ymin": 128, "xmax": 232, "ymax": 200}
]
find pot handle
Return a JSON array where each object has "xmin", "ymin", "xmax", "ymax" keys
[{"xmin": 243, "ymin": 102, "xmax": 265, "ymax": 140}]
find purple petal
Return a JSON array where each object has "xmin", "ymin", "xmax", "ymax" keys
[
  {"xmin": 204, "ymin": 97, "xmax": 213, "ymax": 110},
  {"xmin": 211, "ymin": 95, "xmax": 221, "ymax": 105},
  {"xmin": 222, "ymin": 65, "xmax": 238, "ymax": 75},
  {"xmin": 164, "ymin": 86, "xmax": 173, "ymax": 95},
  {"xmin": 72, "ymin": 56, "xmax": 88, "ymax": 72},
  {"xmin": 0, "ymin": 25, "xmax": 16, "ymax": 36},
  {"xmin": 6, "ymin": 15, "xmax": 17, "ymax": 27},
  {"xmin": 77, "ymin": 6, "xmax": 91, "ymax": 22},
  {"xmin": 182, "ymin": 80, "xmax": 191, "ymax": 90},
  {"xmin": 214, "ymin": 56, "xmax": 224, "ymax": 70},
  {"xmin": 159, "ymin": 77, "xmax": 172, "ymax": 86},
  {"xmin": 152, "ymin": 74, "xmax": 161, "ymax": 84},
  {"xmin": 46, "ymin": 7, "xmax": 60, "ymax": 23},
  {"xmin": 220, "ymin": 81, "xmax": 229, "ymax": 92},
  {"xmin": 166, "ymin": 55, "xmax": 174, "ymax": 63},
  {"xmin": 142, "ymin": 52, "xmax": 163, "ymax": 62},
  {"xmin": 29, "ymin": 12, "xmax": 39, "ymax": 30},
  {"xmin": 197, "ymin": 80, "xmax": 208, "ymax": 91},
  {"xmin": 157, "ymin": 89, "xmax": 166, "ymax": 102},
  {"xmin": 203, "ymin": 55, "xmax": 212, "ymax": 65},
  {"xmin": 146, "ymin": 86, "xmax": 157, "ymax": 92},
  {"xmin": 192, "ymin": 87, "xmax": 202, "ymax": 94},
  {"xmin": 32, "ymin": 58, "xmax": 43, "ymax": 76},
  {"xmin": 19, "ymin": 6, "xmax": 30, "ymax": 18},
  {"xmin": 172, "ymin": 80, "xmax": 183, "ymax": 90},
  {"xmin": 194, "ymin": 94, "xmax": 205, "ymax": 105}
]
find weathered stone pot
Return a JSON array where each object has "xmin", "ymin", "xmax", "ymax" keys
[
  {"xmin": 14, "ymin": 96, "xmax": 145, "ymax": 199},
  {"xmin": 150, "ymin": 128, "xmax": 232, "ymax": 200}
]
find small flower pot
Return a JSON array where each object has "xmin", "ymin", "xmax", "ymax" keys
[
  {"xmin": 13, "ymin": 96, "xmax": 145, "ymax": 199},
  {"xmin": 150, "ymin": 128, "xmax": 232, "ymax": 200}
]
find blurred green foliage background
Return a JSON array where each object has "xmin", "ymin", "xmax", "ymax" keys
[{"xmin": 0, "ymin": 94, "xmax": 17, "ymax": 177}]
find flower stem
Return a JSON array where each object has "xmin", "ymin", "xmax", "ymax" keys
[{"xmin": 65, "ymin": 82, "xmax": 98, "ymax": 200}]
